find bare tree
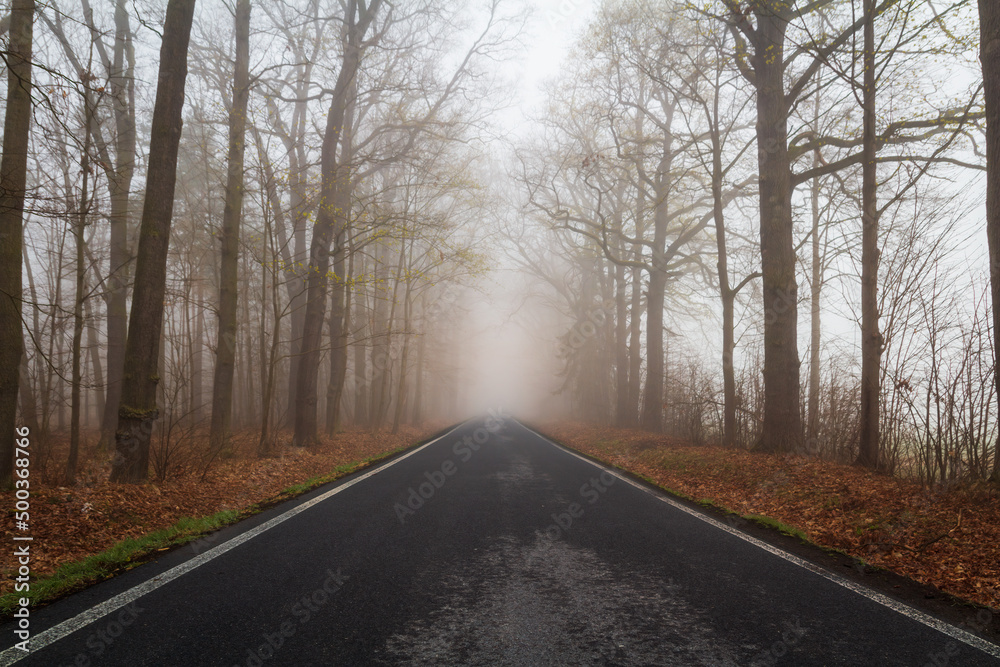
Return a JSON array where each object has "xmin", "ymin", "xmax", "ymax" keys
[
  {"xmin": 0, "ymin": 0, "xmax": 35, "ymax": 487},
  {"xmin": 208, "ymin": 0, "xmax": 252, "ymax": 456},
  {"xmin": 292, "ymin": 0, "xmax": 382, "ymax": 447},
  {"xmin": 67, "ymin": 64, "xmax": 98, "ymax": 484},
  {"xmin": 856, "ymin": 0, "xmax": 881, "ymax": 469},
  {"xmin": 110, "ymin": 0, "xmax": 198, "ymax": 483},
  {"xmin": 96, "ymin": 0, "xmax": 138, "ymax": 453},
  {"xmin": 981, "ymin": 0, "xmax": 1000, "ymax": 484}
]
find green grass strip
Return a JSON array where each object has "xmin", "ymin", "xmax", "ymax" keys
[
  {"xmin": 741, "ymin": 513, "xmax": 810, "ymax": 542},
  {"xmin": 1, "ymin": 443, "xmax": 417, "ymax": 615}
]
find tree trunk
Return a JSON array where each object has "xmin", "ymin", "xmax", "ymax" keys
[
  {"xmin": 293, "ymin": 0, "xmax": 381, "ymax": 447},
  {"xmin": 208, "ymin": 0, "xmax": 250, "ymax": 456},
  {"xmin": 752, "ymin": 11, "xmax": 803, "ymax": 453},
  {"xmin": 705, "ymin": 73, "xmax": 738, "ymax": 447},
  {"xmin": 614, "ymin": 226, "xmax": 630, "ymax": 427},
  {"xmin": 714, "ymin": 181, "xmax": 737, "ymax": 447},
  {"xmin": 627, "ymin": 264, "xmax": 643, "ymax": 428},
  {"xmin": 324, "ymin": 83, "xmax": 358, "ymax": 437},
  {"xmin": 0, "ymin": 0, "xmax": 33, "ymax": 487},
  {"xmin": 18, "ymin": 338, "xmax": 40, "ymax": 437},
  {"xmin": 369, "ymin": 244, "xmax": 390, "ymax": 429},
  {"xmin": 808, "ymin": 130, "xmax": 823, "ymax": 445},
  {"xmin": 856, "ymin": 0, "xmax": 882, "ymax": 470},
  {"xmin": 98, "ymin": 0, "xmax": 137, "ymax": 452},
  {"xmin": 640, "ymin": 149, "xmax": 672, "ymax": 433},
  {"xmin": 325, "ymin": 248, "xmax": 350, "ymax": 435},
  {"xmin": 411, "ymin": 310, "xmax": 425, "ymax": 425},
  {"xmin": 980, "ymin": 0, "xmax": 1000, "ymax": 483},
  {"xmin": 83, "ymin": 294, "xmax": 105, "ymax": 422},
  {"xmin": 191, "ymin": 282, "xmax": 204, "ymax": 422},
  {"xmin": 23, "ymin": 244, "xmax": 46, "ymax": 443},
  {"xmin": 110, "ymin": 0, "xmax": 197, "ymax": 483},
  {"xmin": 69, "ymin": 84, "xmax": 95, "ymax": 485},
  {"xmin": 353, "ymin": 267, "xmax": 369, "ymax": 426},
  {"xmin": 392, "ymin": 243, "xmax": 414, "ymax": 434},
  {"xmin": 627, "ymin": 112, "xmax": 646, "ymax": 428}
]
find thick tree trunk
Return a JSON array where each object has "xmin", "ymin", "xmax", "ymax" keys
[
  {"xmin": 279, "ymin": 28, "xmax": 319, "ymax": 427},
  {"xmin": 293, "ymin": 0, "xmax": 380, "ymax": 446},
  {"xmin": 324, "ymin": 84, "xmax": 357, "ymax": 437},
  {"xmin": 98, "ymin": 0, "xmax": 137, "ymax": 452},
  {"xmin": 0, "ymin": 0, "xmax": 34, "ymax": 487},
  {"xmin": 980, "ymin": 0, "xmax": 1000, "ymax": 483},
  {"xmin": 640, "ymin": 151, "xmax": 672, "ymax": 433},
  {"xmin": 856, "ymin": 0, "xmax": 882, "ymax": 470},
  {"xmin": 208, "ymin": 0, "xmax": 250, "ymax": 456},
  {"xmin": 110, "ymin": 0, "xmax": 196, "ymax": 483},
  {"xmin": 752, "ymin": 11, "xmax": 803, "ymax": 453}
]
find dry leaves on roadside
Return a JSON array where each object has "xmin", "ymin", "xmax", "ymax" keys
[
  {"xmin": 544, "ymin": 422, "xmax": 1000, "ymax": 612},
  {"xmin": 0, "ymin": 425, "xmax": 440, "ymax": 594}
]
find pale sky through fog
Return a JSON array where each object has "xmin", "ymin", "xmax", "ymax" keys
[
  {"xmin": 457, "ymin": 0, "xmax": 599, "ymax": 419},
  {"xmin": 504, "ymin": 0, "xmax": 597, "ymax": 136}
]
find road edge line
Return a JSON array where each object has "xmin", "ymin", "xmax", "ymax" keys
[
  {"xmin": 0, "ymin": 422, "xmax": 467, "ymax": 666},
  {"xmin": 521, "ymin": 421, "xmax": 1000, "ymax": 661}
]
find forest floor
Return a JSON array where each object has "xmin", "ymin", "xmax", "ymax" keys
[
  {"xmin": 0, "ymin": 424, "xmax": 442, "ymax": 606},
  {"xmin": 538, "ymin": 422, "xmax": 1000, "ymax": 613}
]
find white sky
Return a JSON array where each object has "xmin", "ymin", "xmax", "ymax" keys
[{"xmin": 501, "ymin": 0, "xmax": 598, "ymax": 136}]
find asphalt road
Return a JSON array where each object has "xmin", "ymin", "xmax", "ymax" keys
[{"xmin": 2, "ymin": 416, "xmax": 999, "ymax": 666}]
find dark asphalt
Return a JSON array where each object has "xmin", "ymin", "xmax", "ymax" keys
[{"xmin": 2, "ymin": 416, "xmax": 999, "ymax": 666}]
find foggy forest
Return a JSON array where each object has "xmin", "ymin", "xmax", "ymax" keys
[{"xmin": 2, "ymin": 0, "xmax": 1000, "ymax": 664}]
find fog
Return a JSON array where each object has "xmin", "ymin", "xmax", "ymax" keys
[{"xmin": 2, "ymin": 0, "xmax": 992, "ymax": 481}]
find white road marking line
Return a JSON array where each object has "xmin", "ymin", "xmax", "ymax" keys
[
  {"xmin": 522, "ymin": 422, "xmax": 1000, "ymax": 661},
  {"xmin": 0, "ymin": 424, "xmax": 465, "ymax": 666}
]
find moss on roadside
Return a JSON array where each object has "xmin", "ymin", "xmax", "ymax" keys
[{"xmin": 0, "ymin": 442, "xmax": 418, "ymax": 616}]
